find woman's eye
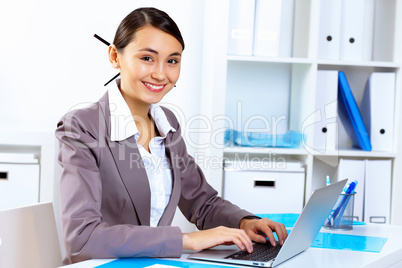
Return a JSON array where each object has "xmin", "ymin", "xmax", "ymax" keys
[
  {"xmin": 141, "ymin": 56, "xmax": 153, "ymax": 62},
  {"xmin": 168, "ymin": 59, "xmax": 179, "ymax": 64}
]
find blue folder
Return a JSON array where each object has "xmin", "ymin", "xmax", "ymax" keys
[
  {"xmin": 255, "ymin": 214, "xmax": 386, "ymax": 253},
  {"xmin": 97, "ymin": 258, "xmax": 234, "ymax": 267},
  {"xmin": 312, "ymin": 232, "xmax": 387, "ymax": 253},
  {"xmin": 255, "ymin": 213, "xmax": 365, "ymax": 228},
  {"xmin": 338, "ymin": 71, "xmax": 372, "ymax": 151}
]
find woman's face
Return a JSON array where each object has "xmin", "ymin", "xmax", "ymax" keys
[{"xmin": 116, "ymin": 25, "xmax": 182, "ymax": 107}]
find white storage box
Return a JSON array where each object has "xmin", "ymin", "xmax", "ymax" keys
[
  {"xmin": 0, "ymin": 153, "xmax": 40, "ymax": 210},
  {"xmin": 223, "ymin": 160, "xmax": 305, "ymax": 214}
]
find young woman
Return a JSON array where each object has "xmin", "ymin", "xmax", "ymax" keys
[{"xmin": 56, "ymin": 7, "xmax": 287, "ymax": 265}]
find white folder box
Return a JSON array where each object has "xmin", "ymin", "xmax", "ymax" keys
[
  {"xmin": 362, "ymin": 0, "xmax": 375, "ymax": 61},
  {"xmin": 372, "ymin": 0, "xmax": 396, "ymax": 61},
  {"xmin": 227, "ymin": 0, "xmax": 256, "ymax": 56},
  {"xmin": 278, "ymin": 0, "xmax": 294, "ymax": 57},
  {"xmin": 334, "ymin": 159, "xmax": 366, "ymax": 222},
  {"xmin": 364, "ymin": 160, "xmax": 391, "ymax": 224},
  {"xmin": 310, "ymin": 70, "xmax": 338, "ymax": 152},
  {"xmin": 0, "ymin": 153, "xmax": 40, "ymax": 211},
  {"xmin": 223, "ymin": 161, "xmax": 305, "ymax": 214},
  {"xmin": 339, "ymin": 0, "xmax": 365, "ymax": 61},
  {"xmin": 360, "ymin": 72, "xmax": 395, "ymax": 151},
  {"xmin": 253, "ymin": 0, "xmax": 282, "ymax": 57},
  {"xmin": 317, "ymin": 0, "xmax": 342, "ymax": 60}
]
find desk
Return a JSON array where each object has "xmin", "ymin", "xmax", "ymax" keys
[{"xmin": 62, "ymin": 224, "xmax": 402, "ymax": 268}]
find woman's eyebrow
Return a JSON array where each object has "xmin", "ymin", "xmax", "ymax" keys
[
  {"xmin": 139, "ymin": 48, "xmax": 181, "ymax": 57},
  {"xmin": 170, "ymin": 52, "xmax": 182, "ymax": 57},
  {"xmin": 139, "ymin": 48, "xmax": 158, "ymax": 54}
]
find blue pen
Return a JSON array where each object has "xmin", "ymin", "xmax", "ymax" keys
[
  {"xmin": 325, "ymin": 180, "xmax": 357, "ymax": 227},
  {"xmin": 343, "ymin": 180, "xmax": 358, "ymax": 194},
  {"xmin": 333, "ymin": 180, "xmax": 358, "ymax": 228}
]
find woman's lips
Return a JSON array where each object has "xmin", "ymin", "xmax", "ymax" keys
[{"xmin": 142, "ymin": 81, "xmax": 166, "ymax": 92}]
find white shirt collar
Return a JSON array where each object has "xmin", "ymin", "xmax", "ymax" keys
[{"xmin": 108, "ymin": 80, "xmax": 176, "ymax": 142}]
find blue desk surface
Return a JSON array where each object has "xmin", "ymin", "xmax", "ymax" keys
[
  {"xmin": 256, "ymin": 213, "xmax": 366, "ymax": 228},
  {"xmin": 256, "ymin": 213, "xmax": 385, "ymax": 252},
  {"xmin": 62, "ymin": 220, "xmax": 402, "ymax": 268}
]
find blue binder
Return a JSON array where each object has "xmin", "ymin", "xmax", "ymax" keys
[{"xmin": 338, "ymin": 71, "xmax": 372, "ymax": 151}]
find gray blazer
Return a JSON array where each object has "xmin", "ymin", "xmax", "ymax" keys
[{"xmin": 55, "ymin": 92, "xmax": 254, "ymax": 264}]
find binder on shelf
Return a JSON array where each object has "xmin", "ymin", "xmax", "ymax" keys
[
  {"xmin": 253, "ymin": 0, "xmax": 282, "ymax": 57},
  {"xmin": 372, "ymin": 0, "xmax": 396, "ymax": 62},
  {"xmin": 334, "ymin": 159, "xmax": 366, "ymax": 222},
  {"xmin": 317, "ymin": 0, "xmax": 342, "ymax": 60},
  {"xmin": 339, "ymin": 0, "xmax": 365, "ymax": 61},
  {"xmin": 364, "ymin": 160, "xmax": 391, "ymax": 224},
  {"xmin": 278, "ymin": 0, "xmax": 294, "ymax": 57},
  {"xmin": 337, "ymin": 71, "xmax": 372, "ymax": 151},
  {"xmin": 253, "ymin": 0, "xmax": 294, "ymax": 57},
  {"xmin": 360, "ymin": 72, "xmax": 395, "ymax": 152},
  {"xmin": 362, "ymin": 0, "xmax": 375, "ymax": 61},
  {"xmin": 227, "ymin": 0, "xmax": 255, "ymax": 56},
  {"xmin": 312, "ymin": 70, "xmax": 338, "ymax": 152}
]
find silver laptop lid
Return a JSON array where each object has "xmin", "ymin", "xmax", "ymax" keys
[
  {"xmin": 0, "ymin": 203, "xmax": 62, "ymax": 268},
  {"xmin": 188, "ymin": 179, "xmax": 347, "ymax": 267},
  {"xmin": 272, "ymin": 179, "xmax": 347, "ymax": 267}
]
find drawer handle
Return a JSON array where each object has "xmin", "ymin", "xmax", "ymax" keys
[
  {"xmin": 0, "ymin": 172, "xmax": 8, "ymax": 180},
  {"xmin": 254, "ymin": 178, "xmax": 275, "ymax": 187},
  {"xmin": 370, "ymin": 216, "xmax": 386, "ymax": 224}
]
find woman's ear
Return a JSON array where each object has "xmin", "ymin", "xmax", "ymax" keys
[{"xmin": 108, "ymin": 44, "xmax": 120, "ymax": 69}]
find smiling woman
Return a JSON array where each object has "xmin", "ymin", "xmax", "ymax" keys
[
  {"xmin": 109, "ymin": 26, "xmax": 182, "ymax": 117},
  {"xmin": 55, "ymin": 7, "xmax": 287, "ymax": 265}
]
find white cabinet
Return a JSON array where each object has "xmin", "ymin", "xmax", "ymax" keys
[
  {"xmin": 0, "ymin": 153, "xmax": 40, "ymax": 210},
  {"xmin": 200, "ymin": 0, "xmax": 402, "ymax": 224},
  {"xmin": 223, "ymin": 161, "xmax": 305, "ymax": 214}
]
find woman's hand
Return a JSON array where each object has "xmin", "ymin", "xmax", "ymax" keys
[
  {"xmin": 182, "ymin": 226, "xmax": 254, "ymax": 253},
  {"xmin": 239, "ymin": 218, "xmax": 288, "ymax": 247}
]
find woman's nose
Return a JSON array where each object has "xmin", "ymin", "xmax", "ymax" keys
[{"xmin": 151, "ymin": 63, "xmax": 166, "ymax": 81}]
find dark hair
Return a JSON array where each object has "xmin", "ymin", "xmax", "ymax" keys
[{"xmin": 113, "ymin": 7, "xmax": 185, "ymax": 52}]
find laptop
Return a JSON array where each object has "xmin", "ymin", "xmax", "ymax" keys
[
  {"xmin": 189, "ymin": 179, "xmax": 347, "ymax": 267},
  {"xmin": 0, "ymin": 203, "xmax": 62, "ymax": 268}
]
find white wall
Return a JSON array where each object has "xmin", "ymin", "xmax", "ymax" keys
[
  {"xmin": 0, "ymin": 0, "xmax": 204, "ymax": 135},
  {"xmin": 0, "ymin": 0, "xmax": 206, "ymax": 252}
]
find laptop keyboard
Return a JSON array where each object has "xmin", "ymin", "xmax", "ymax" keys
[{"xmin": 224, "ymin": 242, "xmax": 282, "ymax": 262}]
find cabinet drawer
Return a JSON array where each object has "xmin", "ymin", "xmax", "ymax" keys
[
  {"xmin": 223, "ymin": 163, "xmax": 305, "ymax": 214},
  {"xmin": 0, "ymin": 163, "xmax": 40, "ymax": 210}
]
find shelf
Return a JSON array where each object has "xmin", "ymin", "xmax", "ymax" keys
[
  {"xmin": 317, "ymin": 60, "xmax": 401, "ymax": 69},
  {"xmin": 325, "ymin": 149, "xmax": 397, "ymax": 158},
  {"xmin": 227, "ymin": 55, "xmax": 401, "ymax": 69},
  {"xmin": 227, "ymin": 55, "xmax": 313, "ymax": 64},
  {"xmin": 223, "ymin": 146, "xmax": 396, "ymax": 159}
]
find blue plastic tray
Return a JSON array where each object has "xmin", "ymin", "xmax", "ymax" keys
[{"xmin": 224, "ymin": 129, "xmax": 303, "ymax": 148}]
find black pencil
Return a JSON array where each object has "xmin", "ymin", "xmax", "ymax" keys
[
  {"xmin": 104, "ymin": 73, "xmax": 121, "ymax": 87},
  {"xmin": 94, "ymin": 34, "xmax": 110, "ymax": 46},
  {"xmin": 94, "ymin": 34, "xmax": 120, "ymax": 86}
]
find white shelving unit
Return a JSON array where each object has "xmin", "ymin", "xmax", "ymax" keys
[{"xmin": 200, "ymin": 0, "xmax": 402, "ymax": 225}]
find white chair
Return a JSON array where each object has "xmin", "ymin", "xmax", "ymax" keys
[{"xmin": 0, "ymin": 202, "xmax": 62, "ymax": 268}]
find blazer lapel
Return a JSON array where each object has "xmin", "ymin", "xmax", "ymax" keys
[
  {"xmin": 108, "ymin": 137, "xmax": 151, "ymax": 226},
  {"xmin": 100, "ymin": 90, "xmax": 151, "ymax": 226},
  {"xmin": 158, "ymin": 133, "xmax": 182, "ymax": 226}
]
